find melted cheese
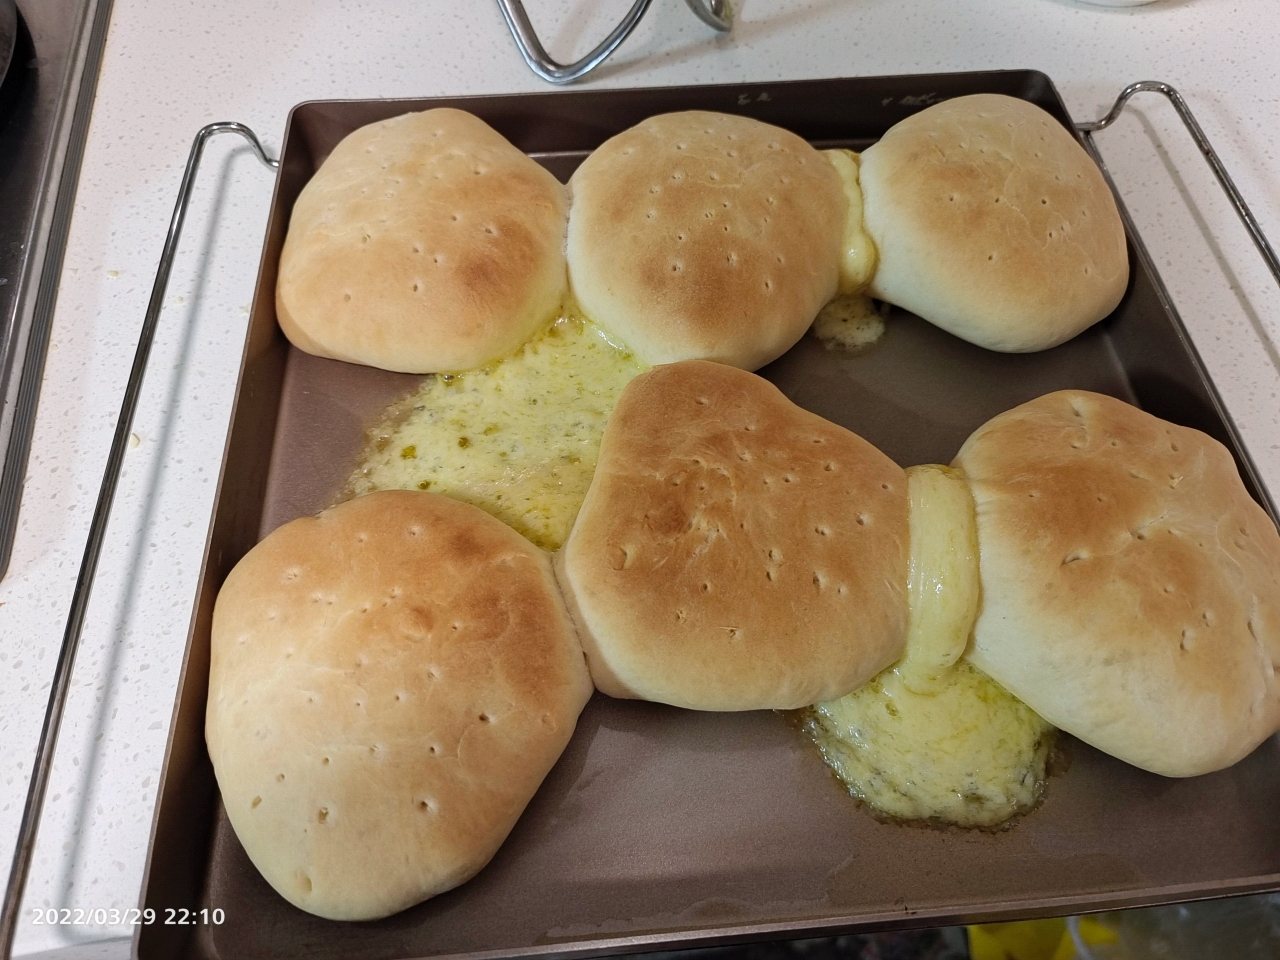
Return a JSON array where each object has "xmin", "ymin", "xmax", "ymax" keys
[
  {"xmin": 344, "ymin": 312, "xmax": 646, "ymax": 550},
  {"xmin": 823, "ymin": 148, "xmax": 877, "ymax": 294},
  {"xmin": 816, "ymin": 150, "xmax": 884, "ymax": 351},
  {"xmin": 898, "ymin": 463, "xmax": 981, "ymax": 694},
  {"xmin": 805, "ymin": 464, "xmax": 1054, "ymax": 827},
  {"xmin": 807, "ymin": 660, "xmax": 1051, "ymax": 827},
  {"xmin": 811, "ymin": 294, "xmax": 885, "ymax": 351}
]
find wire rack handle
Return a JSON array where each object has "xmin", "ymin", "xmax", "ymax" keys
[
  {"xmin": 0, "ymin": 121, "xmax": 278, "ymax": 960},
  {"xmin": 1076, "ymin": 80, "xmax": 1280, "ymax": 292},
  {"xmin": 496, "ymin": 0, "xmax": 732, "ymax": 84}
]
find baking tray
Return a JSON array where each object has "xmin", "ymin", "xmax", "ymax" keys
[{"xmin": 136, "ymin": 71, "xmax": 1280, "ymax": 960}]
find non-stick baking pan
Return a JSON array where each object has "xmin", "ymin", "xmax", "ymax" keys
[{"xmin": 135, "ymin": 70, "xmax": 1280, "ymax": 960}]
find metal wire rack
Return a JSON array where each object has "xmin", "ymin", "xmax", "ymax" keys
[{"xmin": 2, "ymin": 80, "xmax": 1278, "ymax": 959}]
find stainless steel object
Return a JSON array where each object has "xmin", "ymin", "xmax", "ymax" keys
[
  {"xmin": 0, "ymin": 0, "xmax": 113, "ymax": 581},
  {"xmin": 0, "ymin": 123, "xmax": 278, "ymax": 960},
  {"xmin": 1077, "ymin": 80, "xmax": 1280, "ymax": 293},
  {"xmin": 496, "ymin": 0, "xmax": 731, "ymax": 84},
  {"xmin": 6, "ymin": 74, "xmax": 1280, "ymax": 960},
  {"xmin": 139, "ymin": 74, "xmax": 1280, "ymax": 960}
]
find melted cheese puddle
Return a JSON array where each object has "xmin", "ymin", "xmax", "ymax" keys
[
  {"xmin": 805, "ymin": 464, "xmax": 1054, "ymax": 827},
  {"xmin": 815, "ymin": 150, "xmax": 883, "ymax": 351},
  {"xmin": 345, "ymin": 312, "xmax": 646, "ymax": 550},
  {"xmin": 811, "ymin": 294, "xmax": 885, "ymax": 352}
]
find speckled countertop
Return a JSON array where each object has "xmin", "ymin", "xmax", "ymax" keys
[{"xmin": 1, "ymin": 0, "xmax": 1278, "ymax": 955}]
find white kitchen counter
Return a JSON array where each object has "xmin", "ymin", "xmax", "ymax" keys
[{"xmin": 1, "ymin": 0, "xmax": 1278, "ymax": 954}]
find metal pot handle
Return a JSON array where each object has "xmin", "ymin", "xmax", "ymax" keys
[{"xmin": 495, "ymin": 0, "xmax": 732, "ymax": 84}]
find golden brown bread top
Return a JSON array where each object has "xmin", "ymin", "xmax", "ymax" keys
[
  {"xmin": 206, "ymin": 491, "xmax": 592, "ymax": 920},
  {"xmin": 566, "ymin": 111, "xmax": 846, "ymax": 371},
  {"xmin": 277, "ymin": 108, "xmax": 568, "ymax": 374},
  {"xmin": 558, "ymin": 360, "xmax": 908, "ymax": 711},
  {"xmin": 860, "ymin": 94, "xmax": 1129, "ymax": 352},
  {"xmin": 954, "ymin": 390, "xmax": 1280, "ymax": 776}
]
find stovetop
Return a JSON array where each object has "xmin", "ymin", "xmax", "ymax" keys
[{"xmin": 0, "ymin": 0, "xmax": 110, "ymax": 579}]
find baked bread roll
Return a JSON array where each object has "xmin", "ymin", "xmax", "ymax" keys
[
  {"xmin": 206, "ymin": 491, "xmax": 593, "ymax": 920},
  {"xmin": 277, "ymin": 109, "xmax": 568, "ymax": 373},
  {"xmin": 860, "ymin": 94, "xmax": 1129, "ymax": 352},
  {"xmin": 566, "ymin": 111, "xmax": 845, "ymax": 371},
  {"xmin": 557, "ymin": 360, "xmax": 908, "ymax": 711},
  {"xmin": 954, "ymin": 390, "xmax": 1280, "ymax": 776}
]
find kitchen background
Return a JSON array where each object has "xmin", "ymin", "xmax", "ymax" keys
[{"xmin": 1, "ymin": 0, "xmax": 1278, "ymax": 957}]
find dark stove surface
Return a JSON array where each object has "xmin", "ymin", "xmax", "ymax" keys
[{"xmin": 0, "ymin": 0, "xmax": 110, "ymax": 579}]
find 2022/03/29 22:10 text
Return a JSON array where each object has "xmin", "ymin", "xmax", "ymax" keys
[{"xmin": 31, "ymin": 908, "xmax": 226, "ymax": 925}]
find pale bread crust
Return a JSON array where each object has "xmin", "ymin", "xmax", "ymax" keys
[
  {"xmin": 954, "ymin": 391, "xmax": 1280, "ymax": 776},
  {"xmin": 566, "ymin": 112, "xmax": 845, "ymax": 371},
  {"xmin": 558, "ymin": 360, "xmax": 908, "ymax": 710},
  {"xmin": 860, "ymin": 95, "xmax": 1129, "ymax": 352},
  {"xmin": 276, "ymin": 109, "xmax": 568, "ymax": 373},
  {"xmin": 206, "ymin": 491, "xmax": 593, "ymax": 920}
]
